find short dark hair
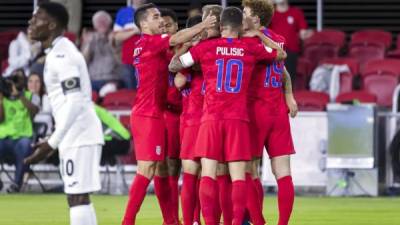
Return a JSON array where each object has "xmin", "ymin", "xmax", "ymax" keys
[
  {"xmin": 134, "ymin": 3, "xmax": 157, "ymax": 29},
  {"xmin": 220, "ymin": 7, "xmax": 243, "ymax": 30},
  {"xmin": 186, "ymin": 15, "xmax": 202, "ymax": 28},
  {"xmin": 159, "ymin": 8, "xmax": 178, "ymax": 23},
  {"xmin": 39, "ymin": 2, "xmax": 69, "ymax": 30}
]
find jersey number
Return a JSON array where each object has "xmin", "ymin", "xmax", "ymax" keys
[
  {"xmin": 216, "ymin": 59, "xmax": 243, "ymax": 93},
  {"xmin": 264, "ymin": 61, "xmax": 283, "ymax": 88},
  {"xmin": 61, "ymin": 159, "xmax": 74, "ymax": 176},
  {"xmin": 135, "ymin": 67, "xmax": 140, "ymax": 88}
]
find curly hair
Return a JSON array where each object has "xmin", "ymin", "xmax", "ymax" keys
[{"xmin": 242, "ymin": 0, "xmax": 275, "ymax": 27}]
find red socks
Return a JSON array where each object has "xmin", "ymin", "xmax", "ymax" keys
[
  {"xmin": 245, "ymin": 174, "xmax": 265, "ymax": 225},
  {"xmin": 194, "ymin": 179, "xmax": 202, "ymax": 224},
  {"xmin": 181, "ymin": 173, "xmax": 198, "ymax": 225},
  {"xmin": 122, "ymin": 174, "xmax": 150, "ymax": 225},
  {"xmin": 277, "ymin": 176, "xmax": 294, "ymax": 225},
  {"xmin": 231, "ymin": 180, "xmax": 247, "ymax": 225},
  {"xmin": 169, "ymin": 175, "xmax": 180, "ymax": 221},
  {"xmin": 217, "ymin": 175, "xmax": 233, "ymax": 225},
  {"xmin": 199, "ymin": 176, "xmax": 219, "ymax": 225},
  {"xmin": 253, "ymin": 178, "xmax": 264, "ymax": 211},
  {"xmin": 154, "ymin": 176, "xmax": 176, "ymax": 224}
]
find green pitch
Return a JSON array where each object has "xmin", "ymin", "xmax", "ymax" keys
[{"xmin": 0, "ymin": 194, "xmax": 399, "ymax": 225}]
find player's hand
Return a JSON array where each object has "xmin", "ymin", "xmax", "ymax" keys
[
  {"xmin": 174, "ymin": 73, "xmax": 187, "ymax": 89},
  {"xmin": 285, "ymin": 93, "xmax": 298, "ymax": 118},
  {"xmin": 201, "ymin": 13, "xmax": 217, "ymax": 30},
  {"xmin": 24, "ymin": 141, "xmax": 54, "ymax": 165}
]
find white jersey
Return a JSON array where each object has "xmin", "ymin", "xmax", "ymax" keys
[{"xmin": 44, "ymin": 37, "xmax": 104, "ymax": 150}]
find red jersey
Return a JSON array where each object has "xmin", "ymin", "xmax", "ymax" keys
[
  {"xmin": 269, "ymin": 7, "xmax": 308, "ymax": 53},
  {"xmin": 132, "ymin": 34, "xmax": 170, "ymax": 118},
  {"xmin": 166, "ymin": 73, "xmax": 183, "ymax": 113},
  {"xmin": 180, "ymin": 68, "xmax": 204, "ymax": 126},
  {"xmin": 248, "ymin": 28, "xmax": 288, "ymax": 116},
  {"xmin": 183, "ymin": 38, "xmax": 277, "ymax": 122},
  {"xmin": 121, "ymin": 35, "xmax": 140, "ymax": 65}
]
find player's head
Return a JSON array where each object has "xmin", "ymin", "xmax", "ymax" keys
[
  {"xmin": 202, "ymin": 4, "xmax": 223, "ymax": 37},
  {"xmin": 92, "ymin": 10, "xmax": 112, "ymax": 34},
  {"xmin": 160, "ymin": 8, "xmax": 178, "ymax": 35},
  {"xmin": 186, "ymin": 15, "xmax": 203, "ymax": 46},
  {"xmin": 242, "ymin": 0, "xmax": 274, "ymax": 29},
  {"xmin": 28, "ymin": 2, "xmax": 69, "ymax": 42},
  {"xmin": 134, "ymin": 3, "xmax": 164, "ymax": 34},
  {"xmin": 220, "ymin": 7, "xmax": 243, "ymax": 34}
]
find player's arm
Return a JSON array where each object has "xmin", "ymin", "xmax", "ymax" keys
[
  {"xmin": 168, "ymin": 42, "xmax": 193, "ymax": 73},
  {"xmin": 255, "ymin": 31, "xmax": 287, "ymax": 61},
  {"xmin": 174, "ymin": 72, "xmax": 187, "ymax": 90},
  {"xmin": 25, "ymin": 58, "xmax": 86, "ymax": 164},
  {"xmin": 169, "ymin": 14, "xmax": 216, "ymax": 47},
  {"xmin": 283, "ymin": 67, "xmax": 298, "ymax": 118}
]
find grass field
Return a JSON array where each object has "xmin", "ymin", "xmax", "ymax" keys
[{"xmin": 0, "ymin": 194, "xmax": 399, "ymax": 225}]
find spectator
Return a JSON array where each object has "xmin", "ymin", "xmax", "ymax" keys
[
  {"xmin": 112, "ymin": 0, "xmax": 146, "ymax": 43},
  {"xmin": 0, "ymin": 70, "xmax": 40, "ymax": 193},
  {"xmin": 3, "ymin": 31, "xmax": 31, "ymax": 77},
  {"xmin": 27, "ymin": 73, "xmax": 53, "ymax": 136},
  {"xmin": 269, "ymin": 0, "xmax": 313, "ymax": 80},
  {"xmin": 82, "ymin": 10, "xmax": 121, "ymax": 93}
]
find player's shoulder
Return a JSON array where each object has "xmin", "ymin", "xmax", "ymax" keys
[{"xmin": 49, "ymin": 37, "xmax": 82, "ymax": 64}]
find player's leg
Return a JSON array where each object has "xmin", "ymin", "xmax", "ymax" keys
[
  {"xmin": 123, "ymin": 160, "xmax": 157, "ymax": 225},
  {"xmin": 154, "ymin": 160, "xmax": 178, "ymax": 224},
  {"xmin": 67, "ymin": 193, "xmax": 97, "ymax": 225},
  {"xmin": 217, "ymin": 163, "xmax": 231, "ymax": 225},
  {"xmin": 251, "ymin": 158, "xmax": 264, "ymax": 210},
  {"xmin": 167, "ymin": 158, "xmax": 181, "ymax": 222},
  {"xmin": 271, "ymin": 155, "xmax": 293, "ymax": 225},
  {"xmin": 228, "ymin": 161, "xmax": 247, "ymax": 225},
  {"xmin": 61, "ymin": 145, "xmax": 102, "ymax": 225},
  {"xmin": 267, "ymin": 115, "xmax": 295, "ymax": 225},
  {"xmin": 123, "ymin": 116, "xmax": 166, "ymax": 225},
  {"xmin": 181, "ymin": 159, "xmax": 200, "ymax": 225},
  {"xmin": 244, "ymin": 159, "xmax": 265, "ymax": 225},
  {"xmin": 199, "ymin": 158, "xmax": 219, "ymax": 225}
]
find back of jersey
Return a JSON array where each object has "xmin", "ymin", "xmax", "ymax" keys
[{"xmin": 188, "ymin": 38, "xmax": 275, "ymax": 122}]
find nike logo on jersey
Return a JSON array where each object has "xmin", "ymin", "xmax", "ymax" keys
[
  {"xmin": 216, "ymin": 47, "xmax": 244, "ymax": 56},
  {"xmin": 68, "ymin": 181, "xmax": 78, "ymax": 187},
  {"xmin": 56, "ymin": 54, "xmax": 65, "ymax": 58}
]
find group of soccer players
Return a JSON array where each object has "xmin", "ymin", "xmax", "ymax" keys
[{"xmin": 122, "ymin": 1, "xmax": 298, "ymax": 225}]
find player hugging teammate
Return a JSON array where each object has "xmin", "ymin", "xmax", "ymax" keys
[{"xmin": 123, "ymin": 1, "xmax": 297, "ymax": 225}]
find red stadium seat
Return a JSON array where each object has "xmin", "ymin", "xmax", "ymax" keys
[
  {"xmin": 102, "ymin": 89, "xmax": 136, "ymax": 110},
  {"xmin": 294, "ymin": 91, "xmax": 330, "ymax": 111},
  {"xmin": 304, "ymin": 29, "xmax": 346, "ymax": 49},
  {"xmin": 64, "ymin": 32, "xmax": 77, "ymax": 43},
  {"xmin": 387, "ymin": 34, "xmax": 400, "ymax": 58},
  {"xmin": 335, "ymin": 91, "xmax": 377, "ymax": 104},
  {"xmin": 319, "ymin": 58, "xmax": 359, "ymax": 94},
  {"xmin": 295, "ymin": 57, "xmax": 313, "ymax": 90},
  {"xmin": 92, "ymin": 91, "xmax": 99, "ymax": 103},
  {"xmin": 303, "ymin": 43, "xmax": 340, "ymax": 70},
  {"xmin": 349, "ymin": 42, "xmax": 385, "ymax": 69},
  {"xmin": 362, "ymin": 74, "xmax": 399, "ymax": 107},
  {"xmin": 361, "ymin": 59, "xmax": 400, "ymax": 77},
  {"xmin": 351, "ymin": 29, "xmax": 392, "ymax": 49}
]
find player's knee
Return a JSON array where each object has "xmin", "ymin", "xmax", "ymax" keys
[
  {"xmin": 182, "ymin": 160, "xmax": 200, "ymax": 175},
  {"xmin": 67, "ymin": 194, "xmax": 90, "ymax": 207},
  {"xmin": 167, "ymin": 158, "xmax": 181, "ymax": 176},
  {"xmin": 137, "ymin": 161, "xmax": 157, "ymax": 178},
  {"xmin": 271, "ymin": 166, "xmax": 291, "ymax": 179}
]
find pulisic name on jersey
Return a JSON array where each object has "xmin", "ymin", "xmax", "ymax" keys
[{"xmin": 216, "ymin": 47, "xmax": 244, "ymax": 56}]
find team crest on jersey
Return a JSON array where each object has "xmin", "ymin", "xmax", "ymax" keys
[{"xmin": 156, "ymin": 146, "xmax": 162, "ymax": 155}]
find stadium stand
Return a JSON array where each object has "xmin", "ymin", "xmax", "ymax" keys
[
  {"xmin": 351, "ymin": 29, "xmax": 393, "ymax": 49},
  {"xmin": 295, "ymin": 57, "xmax": 313, "ymax": 90},
  {"xmin": 335, "ymin": 91, "xmax": 378, "ymax": 104},
  {"xmin": 294, "ymin": 90, "xmax": 330, "ymax": 111},
  {"xmin": 101, "ymin": 89, "xmax": 136, "ymax": 110}
]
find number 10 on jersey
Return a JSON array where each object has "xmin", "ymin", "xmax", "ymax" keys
[{"xmin": 216, "ymin": 59, "xmax": 243, "ymax": 93}]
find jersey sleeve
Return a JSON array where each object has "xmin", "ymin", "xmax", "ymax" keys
[
  {"xmin": 153, "ymin": 34, "xmax": 171, "ymax": 52},
  {"xmin": 251, "ymin": 44, "xmax": 278, "ymax": 63}
]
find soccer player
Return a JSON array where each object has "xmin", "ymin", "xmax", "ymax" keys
[
  {"xmin": 169, "ymin": 7, "xmax": 286, "ymax": 225},
  {"xmin": 242, "ymin": 1, "xmax": 298, "ymax": 225},
  {"xmin": 121, "ymin": 3, "xmax": 216, "ymax": 225},
  {"xmin": 25, "ymin": 3, "xmax": 104, "ymax": 225},
  {"xmin": 159, "ymin": 7, "xmax": 182, "ymax": 222}
]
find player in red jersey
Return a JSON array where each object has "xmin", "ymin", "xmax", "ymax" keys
[
  {"xmin": 159, "ymin": 8, "xmax": 182, "ymax": 222},
  {"xmin": 169, "ymin": 7, "xmax": 286, "ymax": 225},
  {"xmin": 242, "ymin": 1, "xmax": 298, "ymax": 225},
  {"xmin": 121, "ymin": 3, "xmax": 217, "ymax": 225}
]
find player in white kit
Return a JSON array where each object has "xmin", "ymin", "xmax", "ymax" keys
[{"xmin": 24, "ymin": 3, "xmax": 104, "ymax": 225}]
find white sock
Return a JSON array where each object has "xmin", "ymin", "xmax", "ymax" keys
[{"xmin": 70, "ymin": 204, "xmax": 97, "ymax": 225}]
